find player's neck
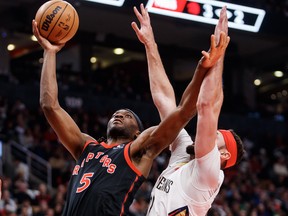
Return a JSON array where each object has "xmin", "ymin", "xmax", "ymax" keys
[{"xmin": 106, "ymin": 137, "xmax": 132, "ymax": 145}]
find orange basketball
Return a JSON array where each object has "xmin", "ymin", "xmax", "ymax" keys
[{"xmin": 35, "ymin": 0, "xmax": 79, "ymax": 44}]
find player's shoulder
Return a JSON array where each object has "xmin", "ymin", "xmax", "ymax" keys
[{"xmin": 82, "ymin": 133, "xmax": 97, "ymax": 142}]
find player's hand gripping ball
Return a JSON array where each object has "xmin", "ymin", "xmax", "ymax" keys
[{"xmin": 35, "ymin": 0, "xmax": 79, "ymax": 44}]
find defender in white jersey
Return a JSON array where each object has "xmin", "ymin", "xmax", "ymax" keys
[
  {"xmin": 148, "ymin": 129, "xmax": 224, "ymax": 215},
  {"xmin": 132, "ymin": 5, "xmax": 245, "ymax": 216}
]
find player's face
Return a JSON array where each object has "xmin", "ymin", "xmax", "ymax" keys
[{"xmin": 107, "ymin": 109, "xmax": 139, "ymax": 139}]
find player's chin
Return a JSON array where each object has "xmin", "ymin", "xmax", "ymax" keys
[
  {"xmin": 112, "ymin": 122, "xmax": 124, "ymax": 127},
  {"xmin": 110, "ymin": 123, "xmax": 125, "ymax": 131}
]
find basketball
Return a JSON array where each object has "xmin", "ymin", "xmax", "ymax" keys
[{"xmin": 35, "ymin": 0, "xmax": 79, "ymax": 44}]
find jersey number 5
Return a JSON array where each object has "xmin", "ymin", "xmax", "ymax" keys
[{"xmin": 76, "ymin": 172, "xmax": 94, "ymax": 193}]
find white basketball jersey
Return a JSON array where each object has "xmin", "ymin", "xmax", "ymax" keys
[{"xmin": 147, "ymin": 129, "xmax": 224, "ymax": 216}]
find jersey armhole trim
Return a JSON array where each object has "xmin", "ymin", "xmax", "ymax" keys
[
  {"xmin": 124, "ymin": 143, "xmax": 142, "ymax": 176},
  {"xmin": 82, "ymin": 140, "xmax": 99, "ymax": 153}
]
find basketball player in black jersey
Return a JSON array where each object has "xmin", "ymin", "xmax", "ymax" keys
[{"xmin": 32, "ymin": 7, "xmax": 230, "ymax": 215}]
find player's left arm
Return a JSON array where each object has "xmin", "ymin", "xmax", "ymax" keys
[{"xmin": 132, "ymin": 4, "xmax": 175, "ymax": 120}]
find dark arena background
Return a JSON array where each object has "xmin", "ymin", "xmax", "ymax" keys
[{"xmin": 0, "ymin": 0, "xmax": 287, "ymax": 215}]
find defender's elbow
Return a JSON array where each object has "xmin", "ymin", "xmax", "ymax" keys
[{"xmin": 196, "ymin": 99, "xmax": 213, "ymax": 115}]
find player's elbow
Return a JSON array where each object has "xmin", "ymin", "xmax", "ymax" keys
[
  {"xmin": 196, "ymin": 98, "xmax": 214, "ymax": 116},
  {"xmin": 40, "ymin": 96, "xmax": 59, "ymax": 113}
]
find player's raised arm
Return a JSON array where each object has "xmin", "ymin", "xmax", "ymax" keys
[
  {"xmin": 32, "ymin": 20, "xmax": 88, "ymax": 160},
  {"xmin": 194, "ymin": 7, "xmax": 230, "ymax": 159},
  {"xmin": 132, "ymin": 4, "xmax": 175, "ymax": 120}
]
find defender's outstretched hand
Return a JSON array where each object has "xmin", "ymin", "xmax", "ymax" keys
[
  {"xmin": 214, "ymin": 6, "xmax": 228, "ymax": 44},
  {"xmin": 32, "ymin": 20, "xmax": 65, "ymax": 53},
  {"xmin": 200, "ymin": 6, "xmax": 229, "ymax": 68},
  {"xmin": 200, "ymin": 32, "xmax": 230, "ymax": 68},
  {"xmin": 131, "ymin": 3, "xmax": 155, "ymax": 46}
]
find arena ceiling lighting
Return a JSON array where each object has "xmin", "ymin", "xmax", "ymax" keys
[
  {"xmin": 82, "ymin": 0, "xmax": 125, "ymax": 7},
  {"xmin": 146, "ymin": 0, "xmax": 266, "ymax": 32}
]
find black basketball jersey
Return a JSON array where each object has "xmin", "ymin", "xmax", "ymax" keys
[{"xmin": 62, "ymin": 140, "xmax": 145, "ymax": 216}]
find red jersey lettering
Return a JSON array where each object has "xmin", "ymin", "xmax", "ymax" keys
[
  {"xmin": 95, "ymin": 152, "xmax": 104, "ymax": 159},
  {"xmin": 102, "ymin": 158, "xmax": 112, "ymax": 167},
  {"xmin": 81, "ymin": 159, "xmax": 85, "ymax": 167},
  {"xmin": 72, "ymin": 165, "xmax": 80, "ymax": 175},
  {"xmin": 100, "ymin": 155, "xmax": 108, "ymax": 163},
  {"xmin": 107, "ymin": 164, "xmax": 117, "ymax": 174},
  {"xmin": 86, "ymin": 153, "xmax": 95, "ymax": 162}
]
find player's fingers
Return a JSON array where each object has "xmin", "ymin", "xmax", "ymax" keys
[
  {"xmin": 131, "ymin": 22, "xmax": 140, "ymax": 33},
  {"xmin": 140, "ymin": 3, "xmax": 146, "ymax": 17},
  {"xmin": 131, "ymin": 22, "xmax": 141, "ymax": 39},
  {"xmin": 221, "ymin": 6, "xmax": 226, "ymax": 17},
  {"xmin": 201, "ymin": 50, "xmax": 209, "ymax": 59},
  {"xmin": 131, "ymin": 22, "xmax": 144, "ymax": 43},
  {"xmin": 223, "ymin": 11, "xmax": 228, "ymax": 34},
  {"xmin": 133, "ymin": 6, "xmax": 143, "ymax": 22},
  {"xmin": 32, "ymin": 20, "xmax": 37, "ymax": 34},
  {"xmin": 140, "ymin": 4, "xmax": 150, "ymax": 23},
  {"xmin": 223, "ymin": 7, "xmax": 228, "ymax": 22},
  {"xmin": 145, "ymin": 6, "xmax": 151, "ymax": 22},
  {"xmin": 32, "ymin": 20, "xmax": 41, "ymax": 38},
  {"xmin": 226, "ymin": 36, "xmax": 231, "ymax": 47},
  {"xmin": 218, "ymin": 32, "xmax": 226, "ymax": 48},
  {"xmin": 210, "ymin": 34, "xmax": 216, "ymax": 50},
  {"xmin": 219, "ymin": 34, "xmax": 230, "ymax": 53},
  {"xmin": 219, "ymin": 7, "xmax": 225, "ymax": 23}
]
